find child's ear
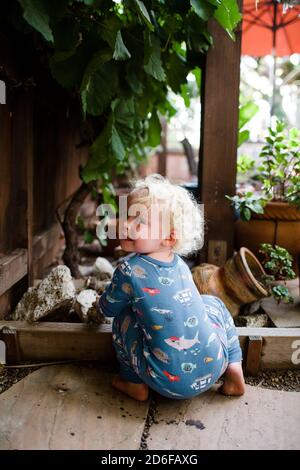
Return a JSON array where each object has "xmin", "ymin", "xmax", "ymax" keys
[{"xmin": 163, "ymin": 228, "xmax": 176, "ymax": 247}]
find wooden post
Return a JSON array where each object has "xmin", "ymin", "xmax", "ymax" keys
[
  {"xmin": 198, "ymin": 3, "xmax": 242, "ymax": 265},
  {"xmin": 25, "ymin": 92, "xmax": 34, "ymax": 287},
  {"xmin": 245, "ymin": 335, "xmax": 263, "ymax": 376}
]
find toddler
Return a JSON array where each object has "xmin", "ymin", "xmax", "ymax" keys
[{"xmin": 97, "ymin": 174, "xmax": 245, "ymax": 401}]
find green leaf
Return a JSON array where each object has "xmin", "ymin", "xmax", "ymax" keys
[
  {"xmin": 186, "ymin": 13, "xmax": 212, "ymax": 53},
  {"xmin": 52, "ymin": 18, "xmax": 80, "ymax": 51},
  {"xmin": 133, "ymin": 0, "xmax": 154, "ymax": 30},
  {"xmin": 111, "ymin": 98, "xmax": 136, "ymax": 161},
  {"xmin": 147, "ymin": 110, "xmax": 161, "ymax": 147},
  {"xmin": 75, "ymin": 0, "xmax": 95, "ymax": 5},
  {"xmin": 84, "ymin": 230, "xmax": 95, "ymax": 244},
  {"xmin": 144, "ymin": 33, "xmax": 166, "ymax": 82},
  {"xmin": 18, "ymin": 0, "xmax": 54, "ymax": 42},
  {"xmin": 165, "ymin": 52, "xmax": 188, "ymax": 93},
  {"xmin": 113, "ymin": 31, "xmax": 131, "ymax": 61},
  {"xmin": 76, "ymin": 215, "xmax": 85, "ymax": 231},
  {"xmin": 190, "ymin": 0, "xmax": 215, "ymax": 21},
  {"xmin": 81, "ymin": 49, "xmax": 113, "ymax": 89},
  {"xmin": 81, "ymin": 117, "xmax": 114, "ymax": 183},
  {"xmin": 50, "ymin": 49, "xmax": 87, "ymax": 89},
  {"xmin": 238, "ymin": 129, "xmax": 250, "ymax": 147},
  {"xmin": 100, "ymin": 15, "xmax": 131, "ymax": 60},
  {"xmin": 111, "ymin": 124, "xmax": 126, "ymax": 160},
  {"xmin": 192, "ymin": 66, "xmax": 201, "ymax": 90},
  {"xmin": 213, "ymin": 0, "xmax": 242, "ymax": 40},
  {"xmin": 242, "ymin": 207, "xmax": 251, "ymax": 221},
  {"xmin": 180, "ymin": 83, "xmax": 191, "ymax": 107},
  {"xmin": 80, "ymin": 51, "xmax": 118, "ymax": 116},
  {"xmin": 237, "ymin": 154, "xmax": 255, "ymax": 174},
  {"xmin": 206, "ymin": 0, "xmax": 222, "ymax": 5},
  {"xmin": 239, "ymin": 102, "xmax": 259, "ymax": 131}
]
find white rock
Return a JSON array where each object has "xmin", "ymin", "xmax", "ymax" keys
[
  {"xmin": 74, "ymin": 289, "xmax": 101, "ymax": 323},
  {"xmin": 235, "ymin": 313, "xmax": 269, "ymax": 328},
  {"xmin": 12, "ymin": 266, "xmax": 76, "ymax": 321},
  {"xmin": 93, "ymin": 257, "xmax": 114, "ymax": 280},
  {"xmin": 78, "ymin": 265, "xmax": 94, "ymax": 277}
]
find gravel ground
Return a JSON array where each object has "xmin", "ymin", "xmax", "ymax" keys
[
  {"xmin": 0, "ymin": 366, "xmax": 38, "ymax": 395},
  {"xmin": 1, "ymin": 366, "xmax": 299, "ymax": 397},
  {"xmin": 245, "ymin": 369, "xmax": 300, "ymax": 392}
]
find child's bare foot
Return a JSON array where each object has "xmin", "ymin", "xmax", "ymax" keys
[
  {"xmin": 218, "ymin": 362, "xmax": 245, "ymax": 396},
  {"xmin": 112, "ymin": 375, "xmax": 149, "ymax": 402}
]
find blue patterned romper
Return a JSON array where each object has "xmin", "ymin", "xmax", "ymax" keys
[{"xmin": 98, "ymin": 253, "xmax": 242, "ymax": 399}]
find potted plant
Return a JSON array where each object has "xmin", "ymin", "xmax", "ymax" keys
[
  {"xmin": 227, "ymin": 119, "xmax": 300, "ymax": 273},
  {"xmin": 259, "ymin": 243, "xmax": 296, "ymax": 303},
  {"xmin": 192, "ymin": 247, "xmax": 269, "ymax": 318}
]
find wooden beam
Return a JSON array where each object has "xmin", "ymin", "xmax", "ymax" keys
[
  {"xmin": 198, "ymin": 3, "xmax": 242, "ymax": 264},
  {"xmin": 0, "ymin": 321, "xmax": 115, "ymax": 364},
  {"xmin": 237, "ymin": 327, "xmax": 300, "ymax": 370},
  {"xmin": 32, "ymin": 222, "xmax": 64, "ymax": 279},
  {"xmin": 245, "ymin": 336, "xmax": 263, "ymax": 376},
  {"xmin": 26, "ymin": 92, "xmax": 34, "ymax": 286},
  {"xmin": 1, "ymin": 322, "xmax": 300, "ymax": 371},
  {"xmin": 32, "ymin": 222, "xmax": 63, "ymax": 262},
  {"xmin": 0, "ymin": 32, "xmax": 20, "ymax": 82},
  {"xmin": 0, "ymin": 223, "xmax": 62, "ymax": 299},
  {"xmin": 0, "ymin": 250, "xmax": 28, "ymax": 297}
]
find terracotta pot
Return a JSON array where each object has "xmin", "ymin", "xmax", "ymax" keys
[
  {"xmin": 192, "ymin": 247, "xmax": 268, "ymax": 317},
  {"xmin": 235, "ymin": 202, "xmax": 300, "ymax": 275}
]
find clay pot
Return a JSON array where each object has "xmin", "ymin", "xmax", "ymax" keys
[
  {"xmin": 235, "ymin": 202, "xmax": 300, "ymax": 275},
  {"xmin": 192, "ymin": 247, "xmax": 269, "ymax": 317}
]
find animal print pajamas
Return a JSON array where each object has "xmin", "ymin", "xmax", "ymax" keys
[{"xmin": 98, "ymin": 253, "xmax": 242, "ymax": 399}]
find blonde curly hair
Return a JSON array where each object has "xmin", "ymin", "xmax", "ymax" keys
[{"xmin": 126, "ymin": 174, "xmax": 204, "ymax": 257}]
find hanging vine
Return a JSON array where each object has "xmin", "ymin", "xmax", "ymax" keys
[{"xmin": 2, "ymin": 0, "xmax": 242, "ymax": 276}]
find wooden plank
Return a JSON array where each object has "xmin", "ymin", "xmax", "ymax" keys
[
  {"xmin": 10, "ymin": 90, "xmax": 30, "ymax": 250},
  {"xmin": 0, "ymin": 101, "xmax": 12, "ymax": 254},
  {"xmin": 147, "ymin": 384, "xmax": 300, "ymax": 450},
  {"xmin": 0, "ymin": 321, "xmax": 115, "ymax": 364},
  {"xmin": 0, "ymin": 324, "xmax": 20, "ymax": 364},
  {"xmin": 32, "ymin": 223, "xmax": 63, "ymax": 262},
  {"xmin": 198, "ymin": 3, "xmax": 242, "ymax": 263},
  {"xmin": 261, "ymin": 336, "xmax": 300, "ymax": 370},
  {"xmin": 0, "ymin": 365, "xmax": 149, "ymax": 450},
  {"xmin": 25, "ymin": 92, "xmax": 34, "ymax": 286},
  {"xmin": 0, "ymin": 32, "xmax": 20, "ymax": 81},
  {"xmin": 1, "ymin": 322, "xmax": 299, "ymax": 370},
  {"xmin": 237, "ymin": 327, "xmax": 300, "ymax": 370},
  {"xmin": 0, "ymin": 249, "xmax": 28, "ymax": 296},
  {"xmin": 245, "ymin": 336, "xmax": 262, "ymax": 376},
  {"xmin": 32, "ymin": 222, "xmax": 64, "ymax": 279}
]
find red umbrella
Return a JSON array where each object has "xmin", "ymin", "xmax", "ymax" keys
[
  {"xmin": 241, "ymin": 0, "xmax": 300, "ymax": 114},
  {"xmin": 242, "ymin": 0, "xmax": 300, "ymax": 57}
]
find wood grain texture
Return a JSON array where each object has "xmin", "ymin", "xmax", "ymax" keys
[
  {"xmin": 0, "ymin": 321, "xmax": 115, "ymax": 363},
  {"xmin": 245, "ymin": 336, "xmax": 262, "ymax": 376},
  {"xmin": 0, "ymin": 250, "xmax": 28, "ymax": 296},
  {"xmin": 1, "ymin": 323, "xmax": 300, "ymax": 369},
  {"xmin": 198, "ymin": 9, "xmax": 242, "ymax": 263}
]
